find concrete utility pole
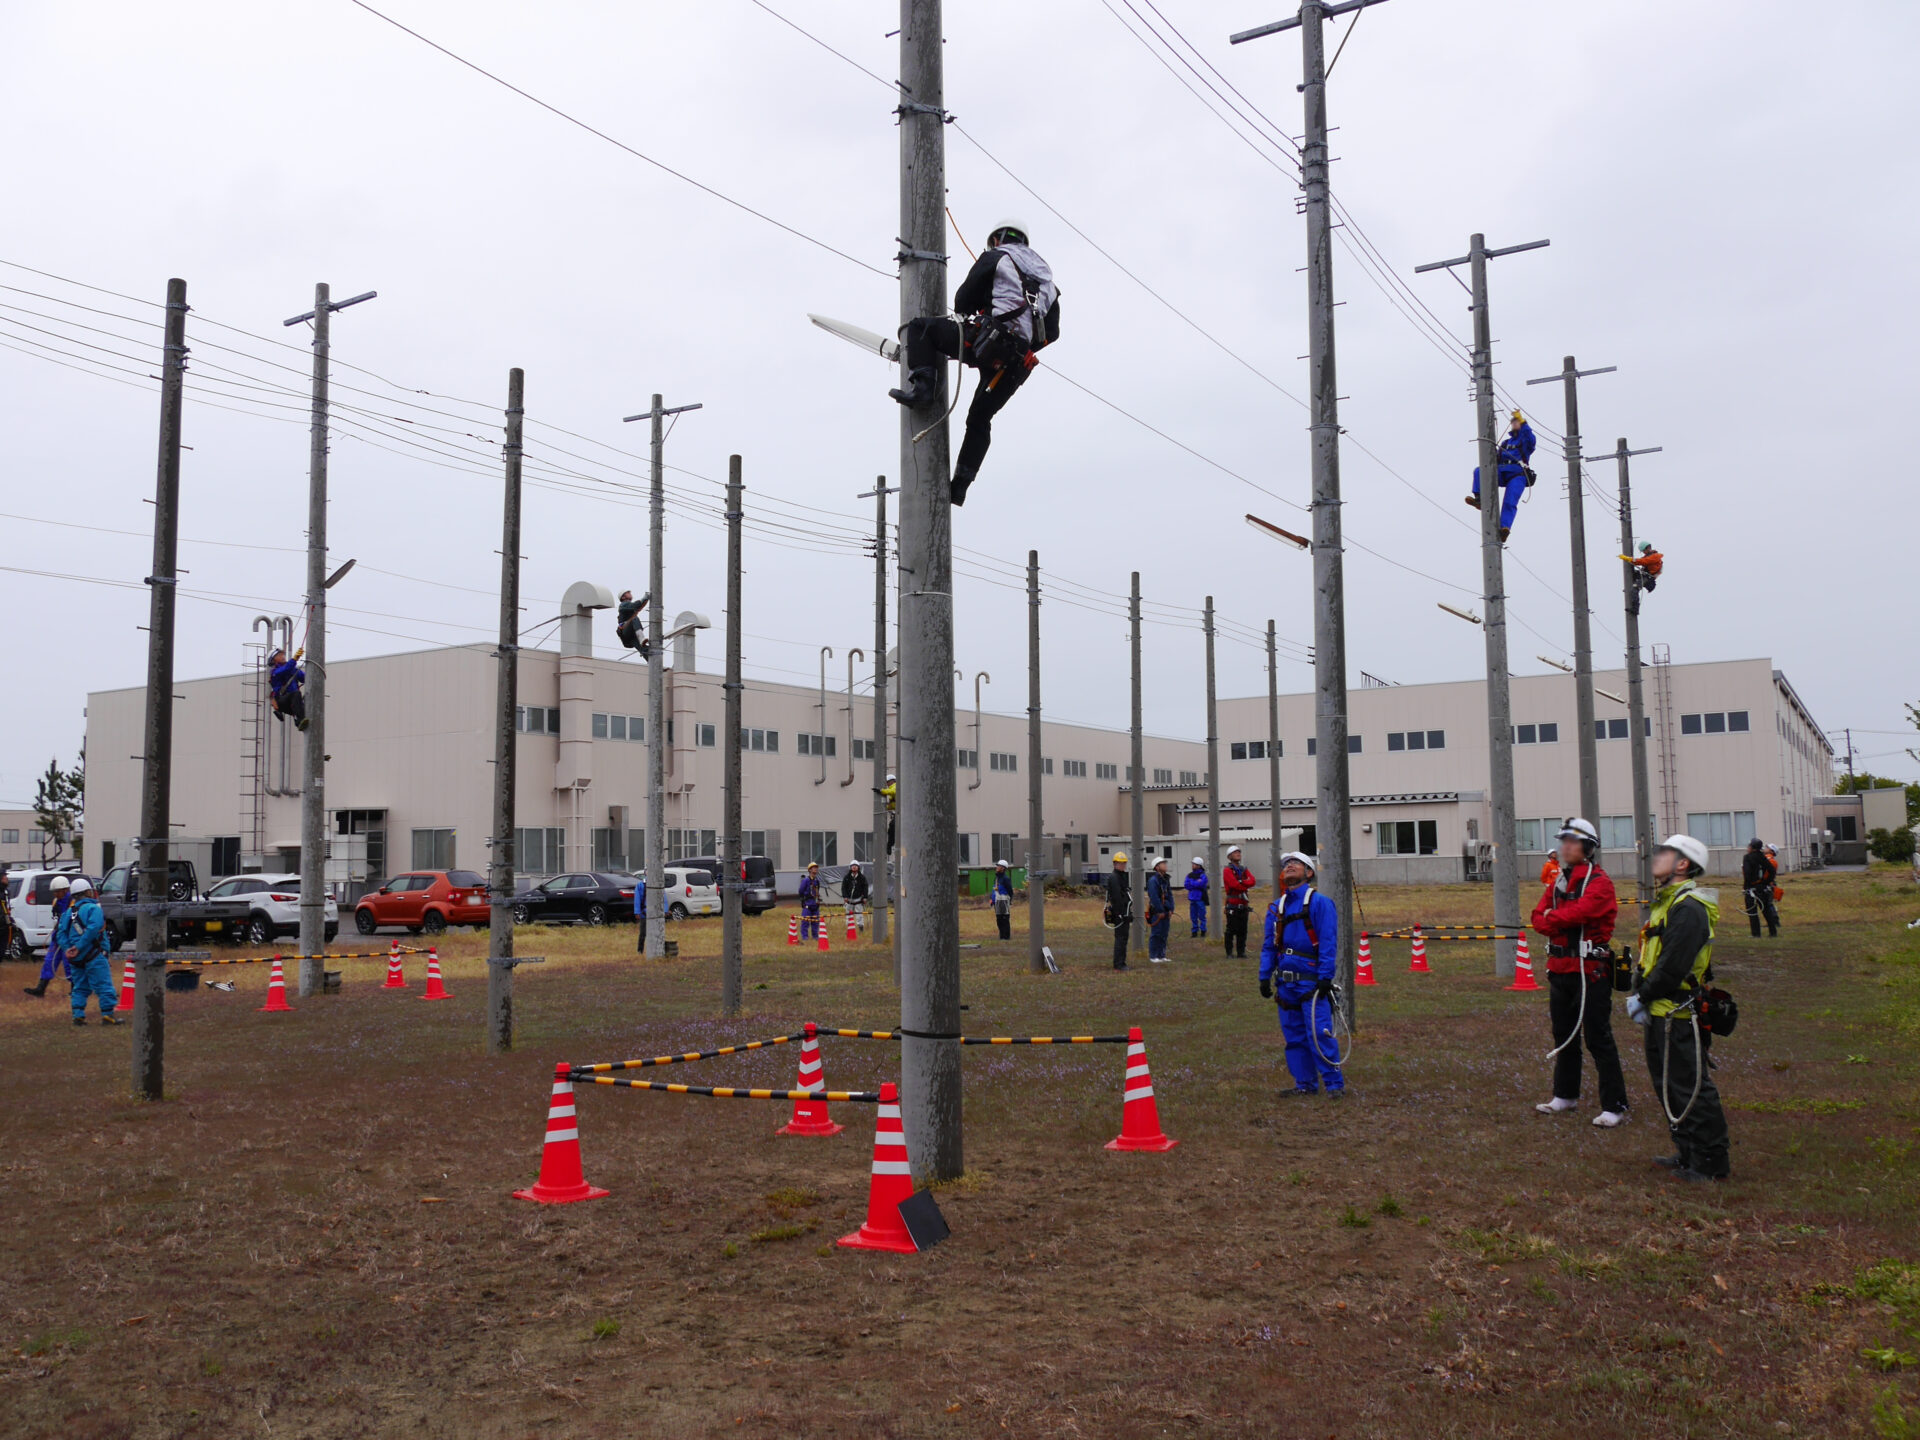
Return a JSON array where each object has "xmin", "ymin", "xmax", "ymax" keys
[
  {"xmin": 1129, "ymin": 573, "xmax": 1146, "ymax": 955},
  {"xmin": 1267, "ymin": 620, "xmax": 1283, "ymax": 897},
  {"xmin": 1597, "ymin": 437, "xmax": 1663, "ymax": 913},
  {"xmin": 285, "ymin": 282, "xmax": 375, "ymax": 995},
  {"xmin": 1026, "ymin": 551, "xmax": 1046, "ymax": 974},
  {"xmin": 622, "ymin": 394, "xmax": 701, "ymax": 959},
  {"xmin": 1416, "ymin": 234, "xmax": 1548, "ymax": 978},
  {"xmin": 486, "ymin": 368, "xmax": 525, "ymax": 1053},
  {"xmin": 858, "ymin": 479, "xmax": 894, "ymax": 948},
  {"xmin": 721, "ymin": 456, "xmax": 744, "ymax": 1016},
  {"xmin": 1233, "ymin": 0, "xmax": 1389, "ymax": 999},
  {"xmin": 1204, "ymin": 596, "xmax": 1221, "ymax": 940},
  {"xmin": 131, "ymin": 276, "xmax": 188, "ymax": 1101},
  {"xmin": 1526, "ymin": 357, "xmax": 1616, "ymax": 836},
  {"xmin": 894, "ymin": 0, "xmax": 963, "ymax": 1181}
]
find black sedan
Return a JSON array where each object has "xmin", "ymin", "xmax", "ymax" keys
[{"xmin": 510, "ymin": 872, "xmax": 637, "ymax": 927}]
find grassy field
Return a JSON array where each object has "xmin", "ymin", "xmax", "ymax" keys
[{"xmin": 4, "ymin": 869, "xmax": 1920, "ymax": 1438}]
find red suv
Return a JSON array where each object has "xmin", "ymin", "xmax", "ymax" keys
[{"xmin": 353, "ymin": 870, "xmax": 490, "ymax": 935}]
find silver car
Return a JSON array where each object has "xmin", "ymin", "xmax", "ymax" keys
[{"xmin": 204, "ymin": 873, "xmax": 339, "ymax": 946}]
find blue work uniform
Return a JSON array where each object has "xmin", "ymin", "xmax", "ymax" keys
[
  {"xmin": 38, "ymin": 892, "xmax": 72, "ymax": 985},
  {"xmin": 633, "ymin": 876, "xmax": 647, "ymax": 953},
  {"xmin": 798, "ymin": 872, "xmax": 822, "ymax": 940},
  {"xmin": 1259, "ymin": 882, "xmax": 1343, "ymax": 1093},
  {"xmin": 1145, "ymin": 870, "xmax": 1174, "ymax": 960},
  {"xmin": 1183, "ymin": 866, "xmax": 1209, "ymax": 936},
  {"xmin": 1471, "ymin": 421, "xmax": 1537, "ymax": 532},
  {"xmin": 65, "ymin": 896, "xmax": 115, "ymax": 1020}
]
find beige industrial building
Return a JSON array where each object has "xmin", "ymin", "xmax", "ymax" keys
[{"xmin": 83, "ymin": 580, "xmax": 1839, "ymax": 895}]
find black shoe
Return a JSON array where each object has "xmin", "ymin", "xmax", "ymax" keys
[
  {"xmin": 1673, "ymin": 1167, "xmax": 1726, "ymax": 1183},
  {"xmin": 950, "ymin": 470, "xmax": 976, "ymax": 507},
  {"xmin": 1498, "ymin": 526, "xmax": 1511, "ymax": 543},
  {"xmin": 888, "ymin": 368, "xmax": 935, "ymax": 408},
  {"xmin": 99, "ymin": 1014, "xmax": 123, "ymax": 1027},
  {"xmin": 1651, "ymin": 1154, "xmax": 1686, "ymax": 1170},
  {"xmin": 73, "ymin": 1016, "xmax": 87, "ymax": 1027},
  {"xmin": 24, "ymin": 981, "xmax": 47, "ymax": 997},
  {"xmin": 1750, "ymin": 925, "xmax": 1762, "ymax": 938},
  {"xmin": 1113, "ymin": 962, "xmax": 1129, "ymax": 971},
  {"xmin": 1768, "ymin": 928, "xmax": 1778, "ymax": 938}
]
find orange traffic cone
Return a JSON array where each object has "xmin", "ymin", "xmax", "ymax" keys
[
  {"xmin": 1355, "ymin": 932, "xmax": 1376, "ymax": 987},
  {"xmin": 1106, "ymin": 1026, "xmax": 1178, "ymax": 1152},
  {"xmin": 837, "ymin": 1081, "xmax": 917, "ymax": 1253},
  {"xmin": 383, "ymin": 940, "xmax": 407, "ymax": 990},
  {"xmin": 1409, "ymin": 923, "xmax": 1430, "ymax": 974},
  {"xmin": 118, "ymin": 956, "xmax": 137, "ymax": 1011},
  {"xmin": 1507, "ymin": 933, "xmax": 1541, "ymax": 992},
  {"xmin": 420, "ymin": 946, "xmax": 452, "ymax": 1001},
  {"xmin": 513, "ymin": 1062, "xmax": 610, "ymax": 1204},
  {"xmin": 778, "ymin": 1022, "xmax": 844, "ymax": 1137},
  {"xmin": 846, "ymin": 908, "xmax": 859, "ymax": 942},
  {"xmin": 786, "ymin": 914, "xmax": 800, "ymax": 946},
  {"xmin": 816, "ymin": 918, "xmax": 830, "ymax": 953},
  {"xmin": 258, "ymin": 957, "xmax": 294, "ymax": 1013}
]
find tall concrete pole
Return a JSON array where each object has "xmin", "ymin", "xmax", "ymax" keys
[
  {"xmin": 721, "ymin": 455, "xmax": 744, "ymax": 1015},
  {"xmin": 486, "ymin": 368, "xmax": 524, "ymax": 1053},
  {"xmin": 895, "ymin": 0, "xmax": 962, "ymax": 1181},
  {"xmin": 131, "ymin": 276, "xmax": 188, "ymax": 1101},
  {"xmin": 1129, "ymin": 573, "xmax": 1145, "ymax": 954},
  {"xmin": 1527, "ymin": 357, "xmax": 1616, "ymax": 835},
  {"xmin": 297, "ymin": 285, "xmax": 332, "ymax": 996},
  {"xmin": 868, "ymin": 480, "xmax": 891, "ymax": 947},
  {"xmin": 646, "ymin": 395, "xmax": 667, "ymax": 958},
  {"xmin": 1026, "ymin": 551, "xmax": 1046, "ymax": 974},
  {"xmin": 1602, "ymin": 437, "xmax": 1663, "ymax": 916},
  {"xmin": 1204, "ymin": 596, "xmax": 1220, "ymax": 941},
  {"xmin": 1266, "ymin": 620, "xmax": 1283, "ymax": 898}
]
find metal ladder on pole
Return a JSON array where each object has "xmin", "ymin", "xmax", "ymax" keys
[
  {"xmin": 240, "ymin": 643, "xmax": 267, "ymax": 868},
  {"xmin": 1651, "ymin": 642, "xmax": 1679, "ymax": 836}
]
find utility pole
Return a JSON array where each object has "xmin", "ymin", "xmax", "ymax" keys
[
  {"xmin": 1129, "ymin": 572, "xmax": 1146, "ymax": 955},
  {"xmin": 1597, "ymin": 437, "xmax": 1663, "ymax": 913},
  {"xmin": 722, "ymin": 455, "xmax": 744, "ymax": 1016},
  {"xmin": 486, "ymin": 368, "xmax": 524, "ymax": 1053},
  {"xmin": 1266, "ymin": 619, "xmax": 1283, "ymax": 897},
  {"xmin": 1204, "ymin": 596, "xmax": 1220, "ymax": 941},
  {"xmin": 622, "ymin": 394, "xmax": 701, "ymax": 959},
  {"xmin": 1233, "ymin": 0, "xmax": 1389, "ymax": 1000},
  {"xmin": 858, "ymin": 479, "xmax": 894, "ymax": 949},
  {"xmin": 285, "ymin": 282, "xmax": 375, "ymax": 995},
  {"xmin": 1844, "ymin": 728, "xmax": 1856, "ymax": 788},
  {"xmin": 894, "ymin": 0, "xmax": 962, "ymax": 1182},
  {"xmin": 1026, "ymin": 551, "xmax": 1046, "ymax": 974},
  {"xmin": 1416, "ymin": 234, "xmax": 1547, "ymax": 977},
  {"xmin": 131, "ymin": 276, "xmax": 188, "ymax": 1101},
  {"xmin": 1526, "ymin": 357, "xmax": 1615, "ymax": 836}
]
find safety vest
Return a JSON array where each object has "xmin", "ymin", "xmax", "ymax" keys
[{"xmin": 1635, "ymin": 879, "xmax": 1718, "ymax": 1019}]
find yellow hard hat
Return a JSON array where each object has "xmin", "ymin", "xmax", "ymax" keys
[
  {"xmin": 1112, "ymin": 852, "xmax": 1129, "ymax": 865},
  {"xmin": 1510, "ymin": 409, "xmax": 1525, "ymax": 424}
]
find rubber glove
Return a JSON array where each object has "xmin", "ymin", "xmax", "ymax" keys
[
  {"xmin": 1314, "ymin": 978, "xmax": 1334, "ymax": 1000},
  {"xmin": 1259, "ymin": 975, "xmax": 1273, "ymax": 1000},
  {"xmin": 1625, "ymin": 993, "xmax": 1650, "ymax": 1027}
]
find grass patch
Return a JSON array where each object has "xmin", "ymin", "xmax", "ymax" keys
[
  {"xmin": 763, "ymin": 1186, "xmax": 821, "ymax": 1215},
  {"xmin": 748, "ymin": 1224, "xmax": 807, "ymax": 1244},
  {"xmin": 1864, "ymin": 1346, "xmax": 1917, "ymax": 1372},
  {"xmin": 1374, "ymin": 1193, "xmax": 1403, "ymax": 1218},
  {"xmin": 721, "ymin": 1242, "xmax": 739, "ymax": 1260},
  {"xmin": 588, "ymin": 1318, "xmax": 621, "ymax": 1341},
  {"xmin": 1859, "ymin": 1261, "xmax": 1920, "ymax": 1332},
  {"xmin": 929, "ymin": 1170, "xmax": 992, "ymax": 1194},
  {"xmin": 1729, "ymin": 1098, "xmax": 1865, "ymax": 1114},
  {"xmin": 24, "ymin": 1326, "xmax": 93, "ymax": 1356},
  {"xmin": 1338, "ymin": 1204, "xmax": 1371, "ymax": 1228}
]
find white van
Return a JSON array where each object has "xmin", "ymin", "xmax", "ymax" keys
[
  {"xmin": 661, "ymin": 866, "xmax": 721, "ymax": 919},
  {"xmin": 5, "ymin": 867, "xmax": 92, "ymax": 956}
]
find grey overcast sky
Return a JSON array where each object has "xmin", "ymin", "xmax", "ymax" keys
[{"xmin": 4, "ymin": 0, "xmax": 1917, "ymax": 812}]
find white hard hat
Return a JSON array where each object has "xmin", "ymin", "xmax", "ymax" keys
[
  {"xmin": 987, "ymin": 217, "xmax": 1031, "ymax": 246},
  {"xmin": 51, "ymin": 875, "xmax": 71, "ymax": 891},
  {"xmin": 68, "ymin": 877, "xmax": 93, "ymax": 895},
  {"xmin": 848, "ymin": 860, "xmax": 861, "ymax": 868},
  {"xmin": 886, "ymin": 773, "xmax": 896, "ymax": 783},
  {"xmin": 1227, "ymin": 845, "xmax": 1242, "ymax": 855},
  {"xmin": 1556, "ymin": 818, "xmax": 1599, "ymax": 846},
  {"xmin": 1191, "ymin": 857, "xmax": 1205, "ymax": 867},
  {"xmin": 995, "ymin": 858, "xmax": 1007, "ymax": 868},
  {"xmin": 1657, "ymin": 833, "xmax": 1709, "ymax": 875},
  {"xmin": 1280, "ymin": 850, "xmax": 1317, "ymax": 874}
]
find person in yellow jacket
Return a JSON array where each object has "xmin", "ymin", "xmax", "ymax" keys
[{"xmin": 1624, "ymin": 834, "xmax": 1730, "ymax": 1181}]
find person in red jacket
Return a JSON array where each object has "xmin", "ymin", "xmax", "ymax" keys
[
  {"xmin": 1530, "ymin": 818, "xmax": 1630, "ymax": 1127},
  {"xmin": 1220, "ymin": 845, "xmax": 1258, "ymax": 958}
]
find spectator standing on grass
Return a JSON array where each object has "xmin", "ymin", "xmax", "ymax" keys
[
  {"xmin": 1742, "ymin": 837, "xmax": 1780, "ymax": 938},
  {"xmin": 1146, "ymin": 859, "xmax": 1174, "ymax": 963},
  {"xmin": 63, "ymin": 878, "xmax": 118, "ymax": 1026},
  {"xmin": 23, "ymin": 875, "xmax": 71, "ymax": 998},
  {"xmin": 1221, "ymin": 846, "xmax": 1256, "ymax": 958},
  {"xmin": 991, "ymin": 859, "xmax": 1014, "ymax": 941},
  {"xmin": 1258, "ymin": 852, "xmax": 1343, "ymax": 1095},
  {"xmin": 1183, "ymin": 857, "xmax": 1209, "ymax": 939},
  {"xmin": 1104, "ymin": 853, "xmax": 1132, "ymax": 971},
  {"xmin": 633, "ymin": 872, "xmax": 647, "ymax": 954},
  {"xmin": 841, "ymin": 861, "xmax": 871, "ymax": 932},
  {"xmin": 798, "ymin": 862, "xmax": 823, "ymax": 942},
  {"xmin": 1530, "ymin": 819, "xmax": 1629, "ymax": 1129}
]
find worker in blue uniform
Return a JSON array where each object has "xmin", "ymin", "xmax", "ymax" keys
[
  {"xmin": 1258, "ymin": 851, "xmax": 1343, "ymax": 1095},
  {"xmin": 1183, "ymin": 857, "xmax": 1209, "ymax": 938},
  {"xmin": 1467, "ymin": 409, "xmax": 1537, "ymax": 542},
  {"xmin": 1145, "ymin": 858, "xmax": 1174, "ymax": 963}
]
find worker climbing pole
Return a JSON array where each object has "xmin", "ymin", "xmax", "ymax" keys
[{"xmin": 1466, "ymin": 409, "xmax": 1537, "ymax": 543}]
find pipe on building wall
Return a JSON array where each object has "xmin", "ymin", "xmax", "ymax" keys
[
  {"xmin": 970, "ymin": 672, "xmax": 990, "ymax": 792},
  {"xmin": 843, "ymin": 648, "xmax": 864, "ymax": 786}
]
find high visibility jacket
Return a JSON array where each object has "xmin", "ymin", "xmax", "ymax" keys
[
  {"xmin": 1633, "ymin": 879, "xmax": 1718, "ymax": 1019},
  {"xmin": 1222, "ymin": 862, "xmax": 1257, "ymax": 908}
]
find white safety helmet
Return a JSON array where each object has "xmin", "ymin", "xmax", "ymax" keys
[
  {"xmin": 995, "ymin": 858, "xmax": 1007, "ymax": 868},
  {"xmin": 1227, "ymin": 845, "xmax": 1242, "ymax": 857},
  {"xmin": 848, "ymin": 860, "xmax": 861, "ymax": 869},
  {"xmin": 1656, "ymin": 833, "xmax": 1709, "ymax": 877},
  {"xmin": 886, "ymin": 773, "xmax": 896, "ymax": 784},
  {"xmin": 986, "ymin": 218, "xmax": 1031, "ymax": 247},
  {"xmin": 68, "ymin": 877, "xmax": 93, "ymax": 895},
  {"xmin": 1191, "ymin": 857, "xmax": 1205, "ymax": 867},
  {"xmin": 51, "ymin": 875, "xmax": 71, "ymax": 892},
  {"xmin": 1556, "ymin": 817, "xmax": 1599, "ymax": 850},
  {"xmin": 1280, "ymin": 850, "xmax": 1316, "ymax": 875}
]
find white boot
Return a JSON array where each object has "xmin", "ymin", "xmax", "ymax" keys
[
  {"xmin": 1591, "ymin": 1110, "xmax": 1626, "ymax": 1128},
  {"xmin": 1534, "ymin": 1096, "xmax": 1577, "ymax": 1115}
]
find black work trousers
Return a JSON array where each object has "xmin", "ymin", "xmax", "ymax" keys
[
  {"xmin": 996, "ymin": 909, "xmax": 1012, "ymax": 941},
  {"xmin": 1223, "ymin": 906, "xmax": 1250, "ymax": 958},
  {"xmin": 1547, "ymin": 969, "xmax": 1629, "ymax": 1112},
  {"xmin": 900, "ymin": 316, "xmax": 1031, "ymax": 480},
  {"xmin": 1744, "ymin": 885, "xmax": 1779, "ymax": 936},
  {"xmin": 1644, "ymin": 1014, "xmax": 1731, "ymax": 1177},
  {"xmin": 1111, "ymin": 917, "xmax": 1131, "ymax": 968},
  {"xmin": 272, "ymin": 687, "xmax": 306, "ymax": 726}
]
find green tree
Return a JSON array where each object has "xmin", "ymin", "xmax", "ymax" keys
[
  {"xmin": 1834, "ymin": 771, "xmax": 1920, "ymax": 826},
  {"xmin": 32, "ymin": 753, "xmax": 82, "ymax": 864}
]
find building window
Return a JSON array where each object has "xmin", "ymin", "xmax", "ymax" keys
[
  {"xmin": 1377, "ymin": 820, "xmax": 1438, "ymax": 856},
  {"xmin": 1734, "ymin": 812, "xmax": 1757, "ymax": 845},
  {"xmin": 1307, "ymin": 738, "xmax": 1317, "ymax": 756},
  {"xmin": 515, "ymin": 826, "xmax": 566, "ymax": 874},
  {"xmin": 1704, "ymin": 712, "xmax": 1725, "ymax": 734},
  {"xmin": 411, "ymin": 828, "xmax": 456, "ymax": 870},
  {"xmin": 853, "ymin": 831, "xmax": 874, "ymax": 864},
  {"xmin": 744, "ymin": 830, "xmax": 769, "ymax": 860},
  {"xmin": 592, "ymin": 712, "xmax": 609, "ymax": 739},
  {"xmin": 797, "ymin": 733, "xmax": 837, "ymax": 758},
  {"xmin": 1515, "ymin": 725, "xmax": 1536, "ymax": 745},
  {"xmin": 1728, "ymin": 710, "xmax": 1749, "ymax": 732},
  {"xmin": 1686, "ymin": 812, "xmax": 1735, "ymax": 848},
  {"xmin": 1231, "ymin": 741, "xmax": 1247, "ymax": 760},
  {"xmin": 1826, "ymin": 815, "xmax": 1858, "ymax": 842},
  {"xmin": 990, "ymin": 833, "xmax": 1020, "ymax": 863},
  {"xmin": 667, "ymin": 829, "xmax": 716, "ymax": 862},
  {"xmin": 852, "ymin": 737, "xmax": 876, "ymax": 761},
  {"xmin": 957, "ymin": 749, "xmax": 978, "ymax": 770},
  {"xmin": 797, "ymin": 830, "xmax": 838, "ymax": 867},
  {"xmin": 1095, "ymin": 762, "xmax": 1118, "ymax": 781},
  {"xmin": 1516, "ymin": 818, "xmax": 1543, "ymax": 853},
  {"xmin": 990, "ymin": 751, "xmax": 1018, "ymax": 773},
  {"xmin": 957, "ymin": 832, "xmax": 979, "ymax": 865},
  {"xmin": 516, "ymin": 706, "xmax": 561, "ymax": 735},
  {"xmin": 630, "ymin": 716, "xmax": 646, "ymax": 742},
  {"xmin": 743, "ymin": 728, "xmax": 778, "ymax": 753},
  {"xmin": 1059, "ymin": 759, "xmax": 1083, "ymax": 777},
  {"xmin": 1153, "ymin": 768, "xmax": 1173, "ymax": 785},
  {"xmin": 211, "ymin": 837, "xmax": 241, "ymax": 877},
  {"xmin": 1681, "ymin": 713, "xmax": 1702, "ymax": 735},
  {"xmin": 1539, "ymin": 723, "xmax": 1559, "ymax": 743},
  {"xmin": 696, "ymin": 723, "xmax": 717, "ymax": 748},
  {"xmin": 28, "ymin": 827, "xmax": 45, "ymax": 843},
  {"xmin": 1348, "ymin": 735, "xmax": 1362, "ymax": 754},
  {"xmin": 1599, "ymin": 816, "xmax": 1636, "ymax": 852},
  {"xmin": 591, "ymin": 828, "xmax": 627, "ymax": 871},
  {"xmin": 1042, "ymin": 757, "xmax": 1053, "ymax": 775},
  {"xmin": 1, "ymin": 829, "xmax": 16, "ymax": 845}
]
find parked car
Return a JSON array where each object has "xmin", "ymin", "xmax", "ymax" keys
[
  {"xmin": 5, "ymin": 868, "xmax": 90, "ymax": 957},
  {"xmin": 661, "ymin": 865, "xmax": 721, "ymax": 920},
  {"xmin": 97, "ymin": 861, "xmax": 254, "ymax": 950},
  {"xmin": 676, "ymin": 854, "xmax": 778, "ymax": 915},
  {"xmin": 353, "ymin": 870, "xmax": 489, "ymax": 935},
  {"xmin": 510, "ymin": 872, "xmax": 636, "ymax": 927},
  {"xmin": 203, "ymin": 873, "xmax": 339, "ymax": 946}
]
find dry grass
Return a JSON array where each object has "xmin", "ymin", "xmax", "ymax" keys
[{"xmin": 3, "ymin": 870, "xmax": 1919, "ymax": 1437}]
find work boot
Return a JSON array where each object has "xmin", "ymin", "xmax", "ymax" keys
[
  {"xmin": 1535, "ymin": 1096, "xmax": 1578, "ymax": 1115},
  {"xmin": 950, "ymin": 469, "xmax": 977, "ymax": 507},
  {"xmin": 1673, "ymin": 1167, "xmax": 1725, "ymax": 1183},
  {"xmin": 73, "ymin": 1015, "xmax": 87, "ymax": 1027},
  {"xmin": 1750, "ymin": 920, "xmax": 1762, "ymax": 937},
  {"xmin": 1498, "ymin": 526, "xmax": 1511, "ymax": 543},
  {"xmin": 99, "ymin": 1014, "xmax": 123, "ymax": 1027},
  {"xmin": 1651, "ymin": 1153, "xmax": 1686, "ymax": 1170},
  {"xmin": 888, "ymin": 367, "xmax": 935, "ymax": 408},
  {"xmin": 23, "ymin": 980, "xmax": 48, "ymax": 997},
  {"xmin": 1464, "ymin": 494, "xmax": 1480, "ymax": 511},
  {"xmin": 1768, "ymin": 926, "xmax": 1778, "ymax": 938},
  {"xmin": 1591, "ymin": 1110, "xmax": 1626, "ymax": 1128}
]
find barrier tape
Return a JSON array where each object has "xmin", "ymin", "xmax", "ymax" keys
[
  {"xmin": 158, "ymin": 945, "xmax": 438, "ymax": 966},
  {"xmin": 573, "ymin": 1033, "xmax": 806, "ymax": 1073},
  {"xmin": 822, "ymin": 1028, "xmax": 1129, "ymax": 1045},
  {"xmin": 568, "ymin": 1075, "xmax": 880, "ymax": 1102}
]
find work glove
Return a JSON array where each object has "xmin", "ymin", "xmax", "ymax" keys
[
  {"xmin": 1625, "ymin": 993, "xmax": 1650, "ymax": 1027},
  {"xmin": 1259, "ymin": 976, "xmax": 1273, "ymax": 1000},
  {"xmin": 1315, "ymin": 978, "xmax": 1334, "ymax": 1001}
]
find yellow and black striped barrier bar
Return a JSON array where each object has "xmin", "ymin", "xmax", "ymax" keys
[
  {"xmin": 567, "ymin": 1074, "xmax": 880, "ymax": 1102},
  {"xmin": 160, "ymin": 946, "xmax": 436, "ymax": 966},
  {"xmin": 573, "ymin": 1033, "xmax": 807, "ymax": 1074},
  {"xmin": 821, "ymin": 1028, "xmax": 1129, "ymax": 1045}
]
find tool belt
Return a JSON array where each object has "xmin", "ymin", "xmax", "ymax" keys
[{"xmin": 1275, "ymin": 968, "xmax": 1322, "ymax": 984}]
